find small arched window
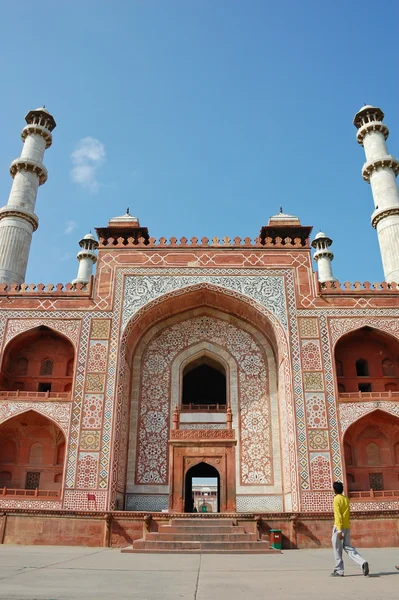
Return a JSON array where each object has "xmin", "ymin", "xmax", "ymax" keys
[
  {"xmin": 335, "ymin": 360, "xmax": 344, "ymax": 377},
  {"xmin": 13, "ymin": 357, "xmax": 28, "ymax": 376},
  {"xmin": 40, "ymin": 359, "xmax": 53, "ymax": 376},
  {"xmin": 66, "ymin": 359, "xmax": 74, "ymax": 376},
  {"xmin": 382, "ymin": 358, "xmax": 396, "ymax": 377},
  {"xmin": 0, "ymin": 440, "xmax": 17, "ymax": 463},
  {"xmin": 344, "ymin": 443, "xmax": 353, "ymax": 465},
  {"xmin": 56, "ymin": 443, "xmax": 65, "ymax": 465},
  {"xmin": 385, "ymin": 383, "xmax": 397, "ymax": 391},
  {"xmin": 338, "ymin": 383, "xmax": 346, "ymax": 393},
  {"xmin": 11, "ymin": 381, "xmax": 24, "ymax": 391},
  {"xmin": 366, "ymin": 442, "xmax": 380, "ymax": 466},
  {"xmin": 394, "ymin": 443, "xmax": 399, "ymax": 464},
  {"xmin": 29, "ymin": 442, "xmax": 43, "ymax": 465},
  {"xmin": 0, "ymin": 471, "xmax": 12, "ymax": 485},
  {"xmin": 356, "ymin": 359, "xmax": 369, "ymax": 377}
]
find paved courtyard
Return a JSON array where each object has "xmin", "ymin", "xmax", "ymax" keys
[{"xmin": 0, "ymin": 546, "xmax": 398, "ymax": 599}]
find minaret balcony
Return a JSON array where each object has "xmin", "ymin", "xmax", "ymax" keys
[{"xmin": 362, "ymin": 155, "xmax": 399, "ymax": 182}]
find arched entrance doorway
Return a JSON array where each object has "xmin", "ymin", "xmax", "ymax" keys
[
  {"xmin": 0, "ymin": 410, "xmax": 66, "ymax": 497},
  {"xmin": 343, "ymin": 410, "xmax": 399, "ymax": 496},
  {"xmin": 184, "ymin": 461, "xmax": 220, "ymax": 513}
]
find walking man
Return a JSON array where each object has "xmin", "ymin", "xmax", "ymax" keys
[{"xmin": 330, "ymin": 481, "xmax": 369, "ymax": 577}]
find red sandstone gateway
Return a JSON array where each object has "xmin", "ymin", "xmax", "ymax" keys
[{"xmin": 0, "ymin": 105, "xmax": 399, "ymax": 550}]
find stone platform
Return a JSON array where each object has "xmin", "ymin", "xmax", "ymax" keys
[
  {"xmin": 122, "ymin": 518, "xmax": 277, "ymax": 553},
  {"xmin": 0, "ymin": 545, "xmax": 398, "ymax": 599}
]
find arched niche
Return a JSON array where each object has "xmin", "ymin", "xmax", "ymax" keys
[
  {"xmin": 0, "ymin": 410, "xmax": 66, "ymax": 494},
  {"xmin": 0, "ymin": 326, "xmax": 75, "ymax": 394},
  {"xmin": 343, "ymin": 410, "xmax": 399, "ymax": 494},
  {"xmin": 335, "ymin": 327, "xmax": 399, "ymax": 394}
]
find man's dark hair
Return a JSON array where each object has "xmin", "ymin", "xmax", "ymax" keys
[{"xmin": 333, "ymin": 481, "xmax": 344, "ymax": 494}]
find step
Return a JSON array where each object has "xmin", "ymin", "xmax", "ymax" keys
[
  {"xmin": 169, "ymin": 519, "xmax": 235, "ymax": 527},
  {"xmin": 159, "ymin": 525, "xmax": 247, "ymax": 534},
  {"xmin": 132, "ymin": 540, "xmax": 270, "ymax": 550},
  {"xmin": 147, "ymin": 534, "xmax": 256, "ymax": 542},
  {"xmin": 125, "ymin": 540, "xmax": 276, "ymax": 553},
  {"xmin": 123, "ymin": 546, "xmax": 278, "ymax": 554}
]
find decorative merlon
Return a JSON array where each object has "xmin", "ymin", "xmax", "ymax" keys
[
  {"xmin": 319, "ymin": 280, "xmax": 399, "ymax": 293},
  {"xmin": 97, "ymin": 235, "xmax": 311, "ymax": 249}
]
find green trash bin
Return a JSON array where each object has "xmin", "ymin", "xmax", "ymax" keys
[
  {"xmin": 270, "ymin": 529, "xmax": 282, "ymax": 550},
  {"xmin": 201, "ymin": 504, "xmax": 207, "ymax": 513}
]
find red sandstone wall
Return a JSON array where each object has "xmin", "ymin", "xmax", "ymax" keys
[
  {"xmin": 2, "ymin": 515, "xmax": 105, "ymax": 547},
  {"xmin": 1, "ymin": 512, "xmax": 398, "ymax": 549}
]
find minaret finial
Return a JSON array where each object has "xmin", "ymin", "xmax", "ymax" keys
[
  {"xmin": 126, "ymin": 207, "xmax": 130, "ymax": 215},
  {"xmin": 279, "ymin": 205, "xmax": 283, "ymax": 213}
]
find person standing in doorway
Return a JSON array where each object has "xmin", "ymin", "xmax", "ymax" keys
[{"xmin": 330, "ymin": 481, "xmax": 369, "ymax": 577}]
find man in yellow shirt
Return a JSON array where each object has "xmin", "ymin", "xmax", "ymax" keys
[{"xmin": 331, "ymin": 481, "xmax": 369, "ymax": 577}]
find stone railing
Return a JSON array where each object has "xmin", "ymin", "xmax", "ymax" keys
[
  {"xmin": 338, "ymin": 391, "xmax": 399, "ymax": 402},
  {"xmin": 0, "ymin": 280, "xmax": 92, "ymax": 297},
  {"xmin": 98, "ymin": 235, "xmax": 310, "ymax": 249},
  {"xmin": 350, "ymin": 490, "xmax": 399, "ymax": 501},
  {"xmin": 320, "ymin": 280, "xmax": 399, "ymax": 293},
  {"xmin": 181, "ymin": 403, "xmax": 227, "ymax": 412},
  {"xmin": 0, "ymin": 390, "xmax": 71, "ymax": 401},
  {"xmin": 0, "ymin": 488, "xmax": 61, "ymax": 498}
]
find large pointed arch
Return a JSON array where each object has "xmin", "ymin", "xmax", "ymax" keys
[
  {"xmin": 0, "ymin": 325, "xmax": 76, "ymax": 396},
  {"xmin": 0, "ymin": 404, "xmax": 72, "ymax": 435},
  {"xmin": 2, "ymin": 319, "xmax": 81, "ymax": 351},
  {"xmin": 342, "ymin": 409, "xmax": 399, "ymax": 496},
  {"xmin": 110, "ymin": 282, "xmax": 294, "ymax": 512},
  {"xmin": 0, "ymin": 409, "xmax": 67, "ymax": 497}
]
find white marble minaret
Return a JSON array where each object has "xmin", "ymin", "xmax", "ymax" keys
[
  {"xmin": 72, "ymin": 233, "xmax": 98, "ymax": 285},
  {"xmin": 354, "ymin": 105, "xmax": 399, "ymax": 282},
  {"xmin": 0, "ymin": 107, "xmax": 56, "ymax": 285},
  {"xmin": 311, "ymin": 231, "xmax": 336, "ymax": 283}
]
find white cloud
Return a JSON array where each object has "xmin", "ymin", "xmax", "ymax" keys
[
  {"xmin": 64, "ymin": 220, "xmax": 78, "ymax": 234},
  {"xmin": 71, "ymin": 137, "xmax": 105, "ymax": 192}
]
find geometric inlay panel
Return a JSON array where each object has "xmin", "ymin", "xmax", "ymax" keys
[
  {"xmin": 301, "ymin": 340, "xmax": 322, "ymax": 371},
  {"xmin": 310, "ymin": 453, "xmax": 332, "ymax": 490},
  {"xmin": 303, "ymin": 372, "xmax": 324, "ymax": 392},
  {"xmin": 236, "ymin": 495, "xmax": 283, "ymax": 512},
  {"xmin": 90, "ymin": 319, "xmax": 111, "ymax": 340},
  {"xmin": 305, "ymin": 393, "xmax": 328, "ymax": 428},
  {"xmin": 125, "ymin": 494, "xmax": 169, "ymax": 511},
  {"xmin": 298, "ymin": 317, "xmax": 318, "ymax": 338},
  {"xmin": 308, "ymin": 429, "xmax": 329, "ymax": 450}
]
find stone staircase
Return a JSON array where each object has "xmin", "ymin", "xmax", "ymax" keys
[{"xmin": 122, "ymin": 518, "xmax": 279, "ymax": 554}]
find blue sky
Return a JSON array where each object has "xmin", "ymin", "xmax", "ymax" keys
[{"xmin": 0, "ymin": 1, "xmax": 398, "ymax": 284}]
